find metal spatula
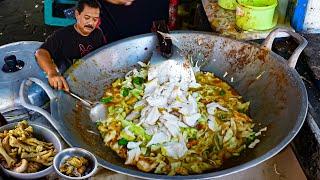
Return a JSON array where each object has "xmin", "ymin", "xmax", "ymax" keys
[
  {"xmin": 68, "ymin": 92, "xmax": 106, "ymax": 122},
  {"xmin": 150, "ymin": 20, "xmax": 186, "ymax": 65}
]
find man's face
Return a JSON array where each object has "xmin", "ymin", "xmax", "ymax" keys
[{"xmin": 75, "ymin": 5, "xmax": 100, "ymax": 35}]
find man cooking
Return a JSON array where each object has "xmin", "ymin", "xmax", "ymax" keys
[{"xmin": 35, "ymin": 0, "xmax": 105, "ymax": 92}]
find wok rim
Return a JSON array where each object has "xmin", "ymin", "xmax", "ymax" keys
[{"xmin": 59, "ymin": 31, "xmax": 308, "ymax": 179}]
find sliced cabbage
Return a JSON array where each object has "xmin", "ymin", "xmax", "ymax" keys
[
  {"xmin": 164, "ymin": 121, "xmax": 181, "ymax": 137},
  {"xmin": 125, "ymin": 147, "xmax": 141, "ymax": 165},
  {"xmin": 147, "ymin": 131, "xmax": 170, "ymax": 147},
  {"xmin": 146, "ymin": 96, "xmax": 168, "ymax": 107},
  {"xmin": 131, "ymin": 88, "xmax": 144, "ymax": 98},
  {"xmin": 144, "ymin": 78, "xmax": 158, "ymax": 96},
  {"xmin": 120, "ymin": 126, "xmax": 135, "ymax": 141},
  {"xmin": 154, "ymin": 161, "xmax": 167, "ymax": 174},
  {"xmin": 121, "ymin": 120, "xmax": 151, "ymax": 142},
  {"xmin": 162, "ymin": 137, "xmax": 188, "ymax": 159},
  {"xmin": 126, "ymin": 111, "xmax": 140, "ymax": 121},
  {"xmin": 137, "ymin": 61, "xmax": 148, "ymax": 67},
  {"xmin": 206, "ymin": 102, "xmax": 228, "ymax": 115},
  {"xmin": 183, "ymin": 113, "xmax": 201, "ymax": 127},
  {"xmin": 182, "ymin": 127, "xmax": 197, "ymax": 139},
  {"xmin": 144, "ymin": 107, "xmax": 161, "ymax": 125},
  {"xmin": 208, "ymin": 115, "xmax": 221, "ymax": 132},
  {"xmin": 237, "ymin": 101, "xmax": 250, "ymax": 114},
  {"xmin": 127, "ymin": 141, "xmax": 142, "ymax": 149},
  {"xmin": 223, "ymin": 129, "xmax": 234, "ymax": 143},
  {"xmin": 134, "ymin": 100, "xmax": 147, "ymax": 110}
]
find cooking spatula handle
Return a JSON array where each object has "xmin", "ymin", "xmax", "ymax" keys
[
  {"xmin": 68, "ymin": 92, "xmax": 93, "ymax": 107},
  {"xmin": 262, "ymin": 28, "xmax": 308, "ymax": 68},
  {"xmin": 152, "ymin": 20, "xmax": 173, "ymax": 58}
]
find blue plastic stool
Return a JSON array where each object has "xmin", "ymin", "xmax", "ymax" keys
[{"xmin": 44, "ymin": 0, "xmax": 77, "ymax": 26}]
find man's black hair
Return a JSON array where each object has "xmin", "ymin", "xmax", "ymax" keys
[{"xmin": 76, "ymin": 0, "xmax": 100, "ymax": 13}]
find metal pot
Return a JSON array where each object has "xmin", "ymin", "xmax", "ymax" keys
[
  {"xmin": 0, "ymin": 41, "xmax": 49, "ymax": 122},
  {"xmin": 19, "ymin": 28, "xmax": 308, "ymax": 179}
]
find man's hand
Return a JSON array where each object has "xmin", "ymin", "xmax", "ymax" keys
[
  {"xmin": 47, "ymin": 72, "xmax": 70, "ymax": 92},
  {"xmin": 35, "ymin": 49, "xmax": 70, "ymax": 92},
  {"xmin": 105, "ymin": 0, "xmax": 134, "ymax": 6}
]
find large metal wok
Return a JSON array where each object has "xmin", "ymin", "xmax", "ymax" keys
[{"xmin": 19, "ymin": 28, "xmax": 308, "ymax": 179}]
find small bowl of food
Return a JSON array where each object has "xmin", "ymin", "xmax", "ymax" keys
[
  {"xmin": 53, "ymin": 147, "xmax": 98, "ymax": 179},
  {"xmin": 0, "ymin": 120, "xmax": 62, "ymax": 179}
]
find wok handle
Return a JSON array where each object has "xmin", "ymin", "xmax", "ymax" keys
[
  {"xmin": 19, "ymin": 77, "xmax": 59, "ymax": 130},
  {"xmin": 262, "ymin": 28, "xmax": 308, "ymax": 68}
]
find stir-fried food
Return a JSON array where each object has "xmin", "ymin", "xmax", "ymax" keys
[
  {"xmin": 0, "ymin": 121, "xmax": 57, "ymax": 173},
  {"xmin": 59, "ymin": 156, "xmax": 89, "ymax": 177},
  {"xmin": 97, "ymin": 60, "xmax": 266, "ymax": 175}
]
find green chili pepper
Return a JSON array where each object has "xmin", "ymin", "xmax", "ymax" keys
[
  {"xmin": 100, "ymin": 97, "xmax": 113, "ymax": 103},
  {"xmin": 121, "ymin": 87, "xmax": 130, "ymax": 97},
  {"xmin": 132, "ymin": 77, "xmax": 144, "ymax": 85},
  {"xmin": 118, "ymin": 138, "xmax": 128, "ymax": 146},
  {"xmin": 219, "ymin": 89, "xmax": 226, "ymax": 96}
]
